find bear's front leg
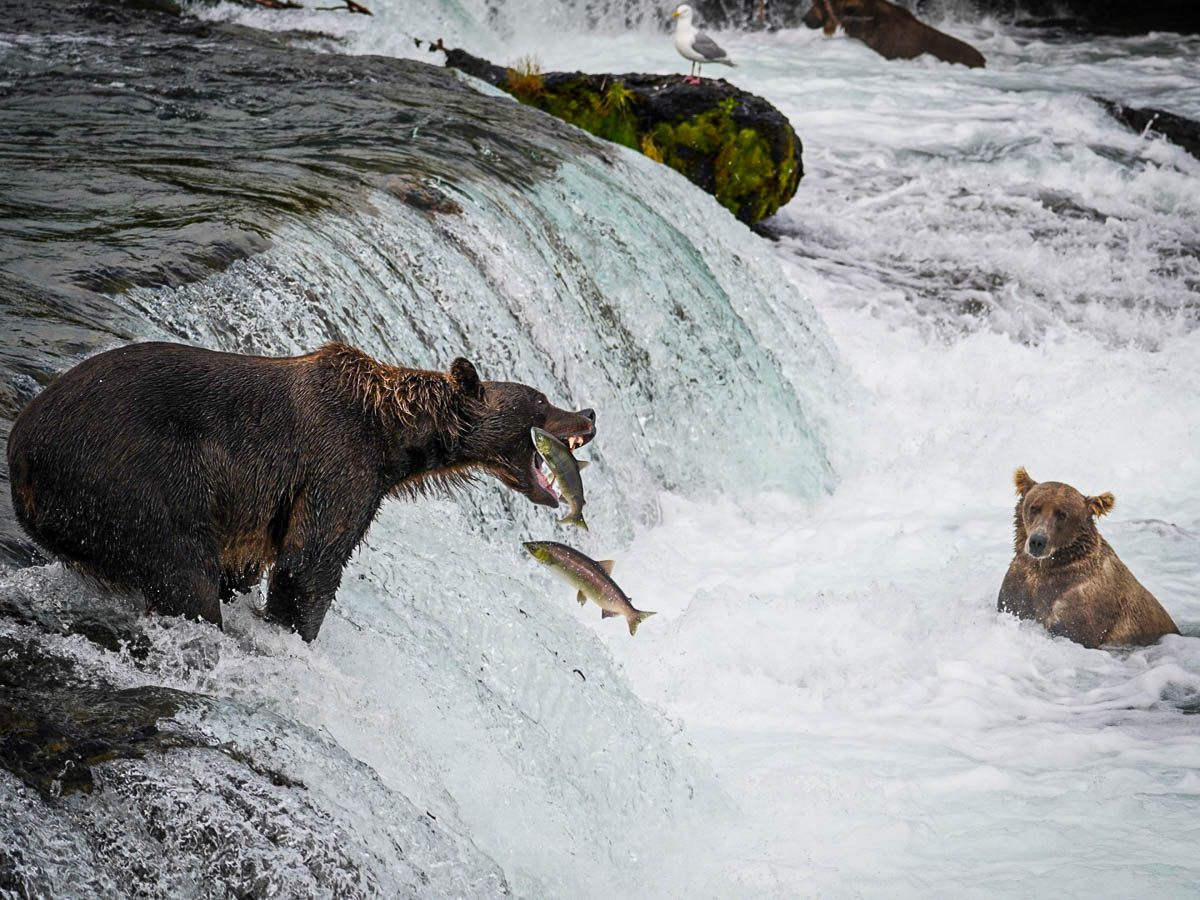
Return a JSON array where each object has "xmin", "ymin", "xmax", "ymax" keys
[
  {"xmin": 1046, "ymin": 594, "xmax": 1108, "ymax": 649},
  {"xmin": 262, "ymin": 486, "xmax": 375, "ymax": 642},
  {"xmin": 264, "ymin": 552, "xmax": 349, "ymax": 642},
  {"xmin": 139, "ymin": 550, "xmax": 222, "ymax": 630}
]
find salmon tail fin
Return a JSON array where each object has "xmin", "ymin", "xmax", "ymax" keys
[
  {"xmin": 556, "ymin": 514, "xmax": 589, "ymax": 531},
  {"xmin": 628, "ymin": 610, "xmax": 657, "ymax": 636}
]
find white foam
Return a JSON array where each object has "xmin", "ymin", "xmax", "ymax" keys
[{"xmin": 27, "ymin": 4, "xmax": 1200, "ymax": 894}]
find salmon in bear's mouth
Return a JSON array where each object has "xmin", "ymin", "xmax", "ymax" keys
[{"xmin": 529, "ymin": 432, "xmax": 591, "ymax": 507}]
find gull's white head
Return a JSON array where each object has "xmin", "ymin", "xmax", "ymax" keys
[{"xmin": 672, "ymin": 4, "xmax": 694, "ymax": 21}]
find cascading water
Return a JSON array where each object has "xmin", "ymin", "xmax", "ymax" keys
[
  {"xmin": 0, "ymin": 2, "xmax": 835, "ymax": 896},
  {"xmin": 3, "ymin": 0, "xmax": 1200, "ymax": 896}
]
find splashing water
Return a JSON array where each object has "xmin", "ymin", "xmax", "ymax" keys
[{"xmin": 4, "ymin": 0, "xmax": 1200, "ymax": 895}]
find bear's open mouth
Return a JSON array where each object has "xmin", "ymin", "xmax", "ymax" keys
[{"xmin": 532, "ymin": 453, "xmax": 558, "ymax": 506}]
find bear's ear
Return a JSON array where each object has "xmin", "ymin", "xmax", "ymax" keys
[
  {"xmin": 1087, "ymin": 492, "xmax": 1115, "ymax": 517},
  {"xmin": 449, "ymin": 358, "xmax": 482, "ymax": 399},
  {"xmin": 1013, "ymin": 467, "xmax": 1037, "ymax": 496}
]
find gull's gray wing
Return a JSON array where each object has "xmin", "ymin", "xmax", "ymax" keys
[{"xmin": 691, "ymin": 30, "xmax": 729, "ymax": 62}]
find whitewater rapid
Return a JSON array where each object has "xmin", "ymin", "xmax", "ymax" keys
[
  {"xmin": 551, "ymin": 18, "xmax": 1200, "ymax": 895},
  {"xmin": 6, "ymin": 1, "xmax": 1200, "ymax": 896}
]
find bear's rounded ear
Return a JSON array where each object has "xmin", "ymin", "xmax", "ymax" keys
[
  {"xmin": 450, "ymin": 358, "xmax": 482, "ymax": 398},
  {"xmin": 1087, "ymin": 492, "xmax": 1115, "ymax": 517},
  {"xmin": 1013, "ymin": 467, "xmax": 1037, "ymax": 496}
]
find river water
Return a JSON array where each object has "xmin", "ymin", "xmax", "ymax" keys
[{"xmin": 1, "ymin": 1, "xmax": 1198, "ymax": 896}]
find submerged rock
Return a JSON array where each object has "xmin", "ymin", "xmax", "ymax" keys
[
  {"xmin": 0, "ymin": 634, "xmax": 197, "ymax": 797},
  {"xmin": 0, "ymin": 592, "xmax": 509, "ymax": 896},
  {"xmin": 441, "ymin": 47, "xmax": 803, "ymax": 224},
  {"xmin": 1093, "ymin": 97, "xmax": 1200, "ymax": 161}
]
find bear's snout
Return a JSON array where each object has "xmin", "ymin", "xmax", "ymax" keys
[
  {"xmin": 579, "ymin": 408, "xmax": 596, "ymax": 423},
  {"xmin": 1026, "ymin": 532, "xmax": 1049, "ymax": 558}
]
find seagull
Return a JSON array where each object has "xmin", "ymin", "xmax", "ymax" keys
[{"xmin": 671, "ymin": 4, "xmax": 737, "ymax": 85}]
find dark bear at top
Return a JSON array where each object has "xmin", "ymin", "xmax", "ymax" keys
[
  {"xmin": 997, "ymin": 467, "xmax": 1178, "ymax": 648},
  {"xmin": 805, "ymin": 0, "xmax": 986, "ymax": 69},
  {"xmin": 7, "ymin": 342, "xmax": 596, "ymax": 642}
]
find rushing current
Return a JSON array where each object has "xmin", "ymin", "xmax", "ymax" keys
[{"xmin": 2, "ymin": 0, "xmax": 1199, "ymax": 896}]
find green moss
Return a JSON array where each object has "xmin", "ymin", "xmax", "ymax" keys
[
  {"xmin": 511, "ymin": 78, "xmax": 641, "ymax": 152},
  {"xmin": 501, "ymin": 78, "xmax": 799, "ymax": 223}
]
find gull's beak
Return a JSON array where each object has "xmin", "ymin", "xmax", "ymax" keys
[{"xmin": 671, "ymin": 10, "xmax": 681, "ymax": 16}]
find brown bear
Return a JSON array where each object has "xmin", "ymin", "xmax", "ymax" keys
[
  {"xmin": 6, "ymin": 342, "xmax": 596, "ymax": 642},
  {"xmin": 997, "ymin": 467, "xmax": 1178, "ymax": 648},
  {"xmin": 804, "ymin": 0, "xmax": 986, "ymax": 69}
]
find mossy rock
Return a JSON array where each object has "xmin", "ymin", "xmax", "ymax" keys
[{"xmin": 442, "ymin": 48, "xmax": 803, "ymax": 225}]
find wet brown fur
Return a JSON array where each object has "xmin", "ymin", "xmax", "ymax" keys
[
  {"xmin": 7, "ymin": 341, "xmax": 595, "ymax": 642},
  {"xmin": 325, "ymin": 343, "xmax": 467, "ymax": 436},
  {"xmin": 804, "ymin": 0, "xmax": 986, "ymax": 68},
  {"xmin": 997, "ymin": 467, "xmax": 1178, "ymax": 648}
]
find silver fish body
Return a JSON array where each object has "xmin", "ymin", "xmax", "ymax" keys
[
  {"xmin": 523, "ymin": 541, "xmax": 656, "ymax": 636},
  {"xmin": 530, "ymin": 426, "xmax": 588, "ymax": 530}
]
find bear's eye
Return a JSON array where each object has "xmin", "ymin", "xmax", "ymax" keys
[
  {"xmin": 1028, "ymin": 505, "xmax": 1040, "ymax": 515},
  {"xmin": 1054, "ymin": 509, "xmax": 1066, "ymax": 521}
]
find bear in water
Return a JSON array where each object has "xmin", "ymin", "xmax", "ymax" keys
[
  {"xmin": 7, "ymin": 342, "xmax": 596, "ymax": 642},
  {"xmin": 997, "ymin": 467, "xmax": 1178, "ymax": 648},
  {"xmin": 804, "ymin": 0, "xmax": 986, "ymax": 69}
]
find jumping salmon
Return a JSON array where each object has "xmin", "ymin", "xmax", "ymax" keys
[
  {"xmin": 523, "ymin": 541, "xmax": 656, "ymax": 636},
  {"xmin": 530, "ymin": 426, "xmax": 588, "ymax": 530}
]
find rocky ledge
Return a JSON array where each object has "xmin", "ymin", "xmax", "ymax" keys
[
  {"xmin": 1094, "ymin": 97, "xmax": 1200, "ymax": 161},
  {"xmin": 440, "ymin": 46, "xmax": 803, "ymax": 225}
]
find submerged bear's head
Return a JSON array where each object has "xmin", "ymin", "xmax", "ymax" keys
[
  {"xmin": 450, "ymin": 359, "xmax": 596, "ymax": 508},
  {"xmin": 1012, "ymin": 467, "xmax": 1114, "ymax": 561}
]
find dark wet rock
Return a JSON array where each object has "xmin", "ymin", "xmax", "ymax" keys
[
  {"xmin": 1093, "ymin": 97, "xmax": 1200, "ymax": 161},
  {"xmin": 958, "ymin": 0, "xmax": 1200, "ymax": 34},
  {"xmin": 0, "ymin": 535, "xmax": 46, "ymax": 568},
  {"xmin": 0, "ymin": 597, "xmax": 508, "ymax": 896},
  {"xmin": 385, "ymin": 176, "xmax": 463, "ymax": 214},
  {"xmin": 441, "ymin": 47, "xmax": 803, "ymax": 224},
  {"xmin": 1035, "ymin": 189, "xmax": 1108, "ymax": 222},
  {"xmin": 94, "ymin": 0, "xmax": 182, "ymax": 14},
  {"xmin": 0, "ymin": 635, "xmax": 196, "ymax": 797},
  {"xmin": 688, "ymin": 0, "xmax": 810, "ymax": 29},
  {"xmin": 685, "ymin": 1, "xmax": 1200, "ymax": 35},
  {"xmin": 0, "ymin": 577, "xmax": 150, "ymax": 658}
]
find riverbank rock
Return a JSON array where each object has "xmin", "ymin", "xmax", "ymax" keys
[
  {"xmin": 972, "ymin": 0, "xmax": 1199, "ymax": 35},
  {"xmin": 686, "ymin": 0, "xmax": 1200, "ymax": 35},
  {"xmin": 1094, "ymin": 97, "xmax": 1200, "ymax": 160},
  {"xmin": 440, "ymin": 47, "xmax": 803, "ymax": 225}
]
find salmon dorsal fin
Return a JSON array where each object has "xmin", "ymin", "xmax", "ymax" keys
[
  {"xmin": 601, "ymin": 609, "xmax": 617, "ymax": 618},
  {"xmin": 598, "ymin": 560, "xmax": 614, "ymax": 575},
  {"xmin": 576, "ymin": 591, "xmax": 587, "ymax": 607}
]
